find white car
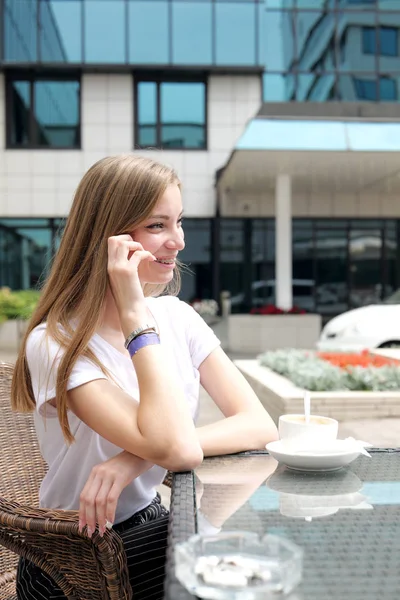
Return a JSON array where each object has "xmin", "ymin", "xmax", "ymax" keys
[{"xmin": 317, "ymin": 290, "xmax": 400, "ymax": 352}]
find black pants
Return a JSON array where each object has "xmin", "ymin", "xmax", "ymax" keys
[{"xmin": 16, "ymin": 494, "xmax": 169, "ymax": 600}]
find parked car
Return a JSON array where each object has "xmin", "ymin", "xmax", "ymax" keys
[
  {"xmin": 230, "ymin": 279, "xmax": 315, "ymax": 311},
  {"xmin": 317, "ymin": 289, "xmax": 400, "ymax": 351}
]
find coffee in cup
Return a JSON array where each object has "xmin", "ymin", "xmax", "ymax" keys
[
  {"xmin": 283, "ymin": 415, "xmax": 333, "ymax": 426},
  {"xmin": 279, "ymin": 413, "xmax": 338, "ymax": 451}
]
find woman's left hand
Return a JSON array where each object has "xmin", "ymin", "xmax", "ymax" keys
[{"xmin": 78, "ymin": 451, "xmax": 152, "ymax": 537}]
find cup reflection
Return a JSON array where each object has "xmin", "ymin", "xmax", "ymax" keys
[{"xmin": 266, "ymin": 466, "xmax": 373, "ymax": 520}]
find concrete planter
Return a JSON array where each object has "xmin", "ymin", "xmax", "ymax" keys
[
  {"xmin": 0, "ymin": 319, "xmax": 28, "ymax": 351},
  {"xmin": 235, "ymin": 359, "xmax": 400, "ymax": 424},
  {"xmin": 228, "ymin": 314, "xmax": 322, "ymax": 353}
]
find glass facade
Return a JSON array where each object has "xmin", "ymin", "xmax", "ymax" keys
[
  {"xmin": 0, "ymin": 219, "xmax": 64, "ymax": 290},
  {"xmin": 179, "ymin": 219, "xmax": 213, "ymax": 301},
  {"xmin": 7, "ymin": 76, "xmax": 80, "ymax": 148},
  {"xmin": 263, "ymin": 1, "xmax": 400, "ymax": 101},
  {"xmin": 136, "ymin": 79, "xmax": 206, "ymax": 149},
  {"xmin": 1, "ymin": 0, "xmax": 263, "ymax": 67},
  {"xmin": 3, "ymin": 1, "xmax": 400, "ymax": 102},
  {"xmin": 216, "ymin": 218, "xmax": 399, "ymax": 317},
  {"xmin": 2, "ymin": 218, "xmax": 399, "ymax": 319}
]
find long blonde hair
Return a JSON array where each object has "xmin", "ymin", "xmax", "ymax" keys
[{"xmin": 11, "ymin": 154, "xmax": 181, "ymax": 443}]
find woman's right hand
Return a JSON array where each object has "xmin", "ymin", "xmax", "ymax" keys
[
  {"xmin": 78, "ymin": 451, "xmax": 152, "ymax": 537},
  {"xmin": 107, "ymin": 235, "xmax": 155, "ymax": 334}
]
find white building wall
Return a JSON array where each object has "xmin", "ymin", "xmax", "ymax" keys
[
  {"xmin": 0, "ymin": 72, "xmax": 261, "ymax": 219},
  {"xmin": 222, "ymin": 190, "xmax": 400, "ymax": 219}
]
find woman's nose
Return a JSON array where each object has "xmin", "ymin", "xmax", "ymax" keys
[{"xmin": 166, "ymin": 228, "xmax": 185, "ymax": 250}]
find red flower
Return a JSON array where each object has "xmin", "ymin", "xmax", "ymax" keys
[
  {"xmin": 287, "ymin": 306, "xmax": 307, "ymax": 314},
  {"xmin": 318, "ymin": 351, "xmax": 398, "ymax": 369},
  {"xmin": 250, "ymin": 304, "xmax": 307, "ymax": 315}
]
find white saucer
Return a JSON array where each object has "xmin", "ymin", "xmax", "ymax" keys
[{"xmin": 265, "ymin": 440, "xmax": 362, "ymax": 472}]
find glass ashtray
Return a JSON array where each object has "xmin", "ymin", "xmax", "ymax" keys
[{"xmin": 174, "ymin": 531, "xmax": 303, "ymax": 600}]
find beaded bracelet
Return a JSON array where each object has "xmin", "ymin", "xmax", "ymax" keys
[
  {"xmin": 124, "ymin": 323, "xmax": 157, "ymax": 349},
  {"xmin": 127, "ymin": 332, "xmax": 160, "ymax": 358}
]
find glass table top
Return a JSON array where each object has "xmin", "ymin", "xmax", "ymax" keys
[{"xmin": 193, "ymin": 450, "xmax": 400, "ymax": 600}]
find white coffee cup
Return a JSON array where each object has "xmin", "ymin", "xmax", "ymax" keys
[{"xmin": 279, "ymin": 414, "xmax": 338, "ymax": 451}]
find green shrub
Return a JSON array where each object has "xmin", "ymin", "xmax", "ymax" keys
[{"xmin": 0, "ymin": 288, "xmax": 41, "ymax": 321}]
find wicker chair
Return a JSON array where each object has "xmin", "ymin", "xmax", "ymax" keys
[{"xmin": 0, "ymin": 362, "xmax": 135, "ymax": 600}]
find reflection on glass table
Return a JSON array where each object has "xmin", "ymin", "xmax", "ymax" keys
[
  {"xmin": 164, "ymin": 450, "xmax": 400, "ymax": 600},
  {"xmin": 266, "ymin": 466, "xmax": 372, "ymax": 520}
]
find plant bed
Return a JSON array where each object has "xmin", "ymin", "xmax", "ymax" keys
[
  {"xmin": 235, "ymin": 352, "xmax": 400, "ymax": 424},
  {"xmin": 259, "ymin": 349, "xmax": 400, "ymax": 392}
]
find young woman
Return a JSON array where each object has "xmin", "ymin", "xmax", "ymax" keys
[{"xmin": 11, "ymin": 154, "xmax": 278, "ymax": 600}]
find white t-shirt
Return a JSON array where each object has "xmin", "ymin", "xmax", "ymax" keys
[{"xmin": 27, "ymin": 296, "xmax": 220, "ymax": 524}]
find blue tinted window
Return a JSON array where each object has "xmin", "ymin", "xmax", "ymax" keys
[
  {"xmin": 161, "ymin": 82, "xmax": 206, "ymax": 149},
  {"xmin": 137, "ymin": 82, "xmax": 158, "ymax": 147},
  {"xmin": 296, "ymin": 0, "xmax": 333, "ymax": 7},
  {"xmin": 215, "ymin": 2, "xmax": 257, "ymax": 65},
  {"xmin": 10, "ymin": 81, "xmax": 31, "ymax": 146},
  {"xmin": 0, "ymin": 219, "xmax": 51, "ymax": 227},
  {"xmin": 8, "ymin": 78, "xmax": 80, "ymax": 148},
  {"xmin": 341, "ymin": 0, "xmax": 376, "ymax": 5},
  {"xmin": 39, "ymin": 0, "xmax": 82, "ymax": 62},
  {"xmin": 380, "ymin": 26, "xmax": 398, "ymax": 55},
  {"xmin": 84, "ymin": 0, "xmax": 125, "ymax": 63},
  {"xmin": 4, "ymin": 0, "xmax": 37, "ymax": 61},
  {"xmin": 128, "ymin": 1, "xmax": 169, "ymax": 64},
  {"xmin": 172, "ymin": 1, "xmax": 212, "ymax": 65},
  {"xmin": 0, "ymin": 220, "xmax": 53, "ymax": 289},
  {"xmin": 337, "ymin": 12, "xmax": 375, "ymax": 71},
  {"xmin": 363, "ymin": 25, "xmax": 398, "ymax": 57},
  {"xmin": 236, "ymin": 119, "xmax": 347, "ymax": 152},
  {"xmin": 354, "ymin": 77, "xmax": 377, "ymax": 100},
  {"xmin": 263, "ymin": 73, "xmax": 295, "ymax": 101},
  {"xmin": 136, "ymin": 80, "xmax": 206, "ymax": 149},
  {"xmin": 379, "ymin": 76, "xmax": 397, "ymax": 100},
  {"xmin": 34, "ymin": 81, "xmax": 80, "ymax": 147},
  {"xmin": 377, "ymin": 0, "xmax": 400, "ymax": 8},
  {"xmin": 179, "ymin": 219, "xmax": 212, "ymax": 302},
  {"xmin": 297, "ymin": 73, "xmax": 336, "ymax": 101},
  {"xmin": 262, "ymin": 9, "xmax": 295, "ymax": 71},
  {"xmin": 362, "ymin": 27, "xmax": 376, "ymax": 54},
  {"xmin": 296, "ymin": 11, "xmax": 336, "ymax": 70}
]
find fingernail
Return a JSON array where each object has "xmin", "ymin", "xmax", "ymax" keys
[
  {"xmin": 105, "ymin": 520, "xmax": 113, "ymax": 530},
  {"xmin": 78, "ymin": 521, "xmax": 83, "ymax": 533},
  {"xmin": 87, "ymin": 527, "xmax": 93, "ymax": 538}
]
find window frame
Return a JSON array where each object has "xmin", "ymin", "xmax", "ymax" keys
[
  {"xmin": 353, "ymin": 76, "xmax": 377, "ymax": 100},
  {"xmin": 379, "ymin": 75, "xmax": 397, "ymax": 100},
  {"xmin": 379, "ymin": 26, "xmax": 398, "ymax": 57},
  {"xmin": 362, "ymin": 26, "xmax": 376, "ymax": 55},
  {"xmin": 362, "ymin": 25, "xmax": 398, "ymax": 57},
  {"xmin": 134, "ymin": 74, "xmax": 208, "ymax": 151},
  {"xmin": 353, "ymin": 75, "xmax": 397, "ymax": 101},
  {"xmin": 0, "ymin": 217, "xmax": 63, "ymax": 289},
  {"xmin": 5, "ymin": 71, "xmax": 82, "ymax": 150}
]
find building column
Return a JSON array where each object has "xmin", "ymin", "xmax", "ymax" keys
[
  {"xmin": 211, "ymin": 213, "xmax": 221, "ymax": 305},
  {"xmin": 275, "ymin": 174, "xmax": 292, "ymax": 310}
]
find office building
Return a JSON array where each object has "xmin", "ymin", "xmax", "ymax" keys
[{"xmin": 1, "ymin": 0, "xmax": 400, "ymax": 318}]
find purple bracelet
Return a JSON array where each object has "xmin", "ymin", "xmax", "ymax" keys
[{"xmin": 127, "ymin": 332, "xmax": 160, "ymax": 358}]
